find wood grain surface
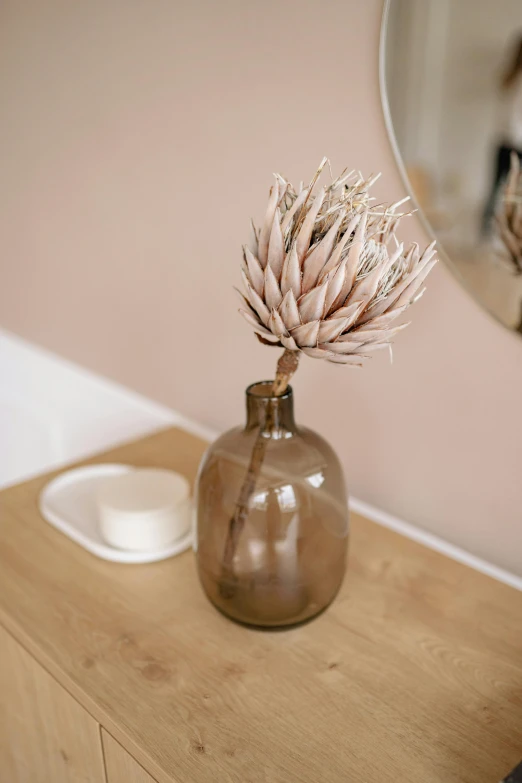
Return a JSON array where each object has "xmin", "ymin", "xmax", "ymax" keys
[
  {"xmin": 0, "ymin": 427, "xmax": 521, "ymax": 783},
  {"xmin": 0, "ymin": 623, "xmax": 105, "ymax": 782},
  {"xmin": 102, "ymin": 730, "xmax": 157, "ymax": 783}
]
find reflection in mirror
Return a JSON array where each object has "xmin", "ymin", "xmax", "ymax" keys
[{"xmin": 383, "ymin": 0, "xmax": 522, "ymax": 332}]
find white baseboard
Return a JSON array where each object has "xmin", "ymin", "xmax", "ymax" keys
[
  {"xmin": 349, "ymin": 497, "xmax": 522, "ymax": 592},
  {"xmin": 2, "ymin": 327, "xmax": 521, "ymax": 592}
]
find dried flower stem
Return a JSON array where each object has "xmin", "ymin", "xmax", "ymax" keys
[
  {"xmin": 273, "ymin": 348, "xmax": 300, "ymax": 395},
  {"xmin": 219, "ymin": 350, "xmax": 300, "ymax": 598}
]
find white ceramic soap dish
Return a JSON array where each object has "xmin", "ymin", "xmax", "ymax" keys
[{"xmin": 39, "ymin": 464, "xmax": 193, "ymax": 564}]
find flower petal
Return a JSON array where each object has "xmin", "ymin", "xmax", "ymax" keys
[
  {"xmin": 267, "ymin": 207, "xmax": 284, "ymax": 279},
  {"xmin": 280, "ymin": 243, "xmax": 302, "ymax": 299},
  {"xmin": 324, "ymin": 339, "xmax": 364, "ymax": 354},
  {"xmin": 352, "ymin": 342, "xmax": 390, "ymax": 353},
  {"xmin": 329, "ymin": 300, "xmax": 363, "ymax": 328},
  {"xmin": 241, "ymin": 269, "xmax": 270, "ymax": 326},
  {"xmin": 359, "ymin": 257, "xmax": 436, "ymax": 324},
  {"xmin": 327, "ymin": 354, "xmax": 364, "ymax": 367},
  {"xmin": 356, "ymin": 304, "xmax": 407, "ymax": 330},
  {"xmin": 344, "ymin": 240, "xmax": 402, "ymax": 309},
  {"xmin": 264, "ymin": 263, "xmax": 283, "ymax": 310},
  {"xmin": 234, "ymin": 285, "xmax": 253, "ymax": 311},
  {"xmin": 344, "ymin": 264, "xmax": 385, "ymax": 309},
  {"xmin": 280, "ymin": 334, "xmax": 298, "ymax": 351},
  {"xmin": 301, "ymin": 210, "xmax": 345, "ymax": 293},
  {"xmin": 275, "ymin": 175, "xmax": 289, "ymax": 207},
  {"xmin": 291, "ymin": 320, "xmax": 320, "ymax": 347},
  {"xmin": 318, "ymin": 213, "xmax": 360, "ymax": 282},
  {"xmin": 268, "ymin": 308, "xmax": 288, "ymax": 337},
  {"xmin": 295, "ymin": 188, "xmax": 326, "ymax": 262},
  {"xmin": 343, "ymin": 208, "xmax": 368, "ymax": 289},
  {"xmin": 391, "ymin": 259, "xmax": 437, "ymax": 309},
  {"xmin": 317, "ymin": 317, "xmax": 349, "ymax": 344},
  {"xmin": 302, "ymin": 346, "xmax": 335, "ymax": 360},
  {"xmin": 239, "ymin": 309, "xmax": 280, "ymax": 342},
  {"xmin": 280, "ymin": 289, "xmax": 301, "ymax": 330},
  {"xmin": 326, "ymin": 210, "xmax": 368, "ymax": 312},
  {"xmin": 335, "ymin": 330, "xmax": 369, "ymax": 343},
  {"xmin": 281, "ymin": 188, "xmax": 310, "ymax": 236},
  {"xmin": 243, "ymin": 246, "xmax": 264, "ymax": 296},
  {"xmin": 324, "ymin": 259, "xmax": 346, "ymax": 314},
  {"xmin": 298, "ymin": 281, "xmax": 328, "ymax": 323},
  {"xmin": 345, "ymin": 328, "xmax": 387, "ymax": 343},
  {"xmin": 258, "ymin": 178, "xmax": 279, "ymax": 268},
  {"xmin": 248, "ymin": 219, "xmax": 259, "ymax": 257}
]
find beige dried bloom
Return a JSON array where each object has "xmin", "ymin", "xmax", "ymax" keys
[{"xmin": 238, "ymin": 158, "xmax": 437, "ymax": 367}]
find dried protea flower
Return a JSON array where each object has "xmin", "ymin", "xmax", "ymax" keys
[
  {"xmin": 496, "ymin": 152, "xmax": 522, "ymax": 274},
  {"xmin": 221, "ymin": 160, "xmax": 438, "ymax": 595},
  {"xmin": 238, "ymin": 158, "xmax": 437, "ymax": 370}
]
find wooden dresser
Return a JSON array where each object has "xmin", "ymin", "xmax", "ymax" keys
[{"xmin": 0, "ymin": 427, "xmax": 521, "ymax": 782}]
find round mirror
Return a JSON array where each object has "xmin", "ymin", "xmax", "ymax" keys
[{"xmin": 381, "ymin": 0, "xmax": 522, "ymax": 333}]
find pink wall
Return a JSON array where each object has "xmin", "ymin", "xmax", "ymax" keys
[{"xmin": 2, "ymin": 0, "xmax": 522, "ymax": 572}]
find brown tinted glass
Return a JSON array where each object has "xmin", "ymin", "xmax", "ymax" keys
[{"xmin": 195, "ymin": 382, "xmax": 349, "ymax": 628}]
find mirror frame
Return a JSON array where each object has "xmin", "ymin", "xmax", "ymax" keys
[{"xmin": 379, "ymin": 0, "xmax": 515, "ymax": 336}]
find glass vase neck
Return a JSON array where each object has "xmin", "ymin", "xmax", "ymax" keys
[{"xmin": 245, "ymin": 381, "xmax": 297, "ymax": 437}]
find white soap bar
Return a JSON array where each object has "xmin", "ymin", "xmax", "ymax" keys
[{"xmin": 96, "ymin": 468, "xmax": 191, "ymax": 552}]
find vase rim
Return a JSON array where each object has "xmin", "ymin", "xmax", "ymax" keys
[{"xmin": 246, "ymin": 380, "xmax": 293, "ymax": 401}]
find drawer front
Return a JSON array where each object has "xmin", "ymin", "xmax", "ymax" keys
[
  {"xmin": 102, "ymin": 730, "xmax": 158, "ymax": 783},
  {"xmin": 0, "ymin": 624, "xmax": 105, "ymax": 782}
]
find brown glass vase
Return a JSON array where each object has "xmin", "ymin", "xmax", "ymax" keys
[{"xmin": 195, "ymin": 382, "xmax": 349, "ymax": 628}]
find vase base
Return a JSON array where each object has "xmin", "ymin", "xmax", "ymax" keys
[{"xmin": 199, "ymin": 566, "xmax": 345, "ymax": 629}]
